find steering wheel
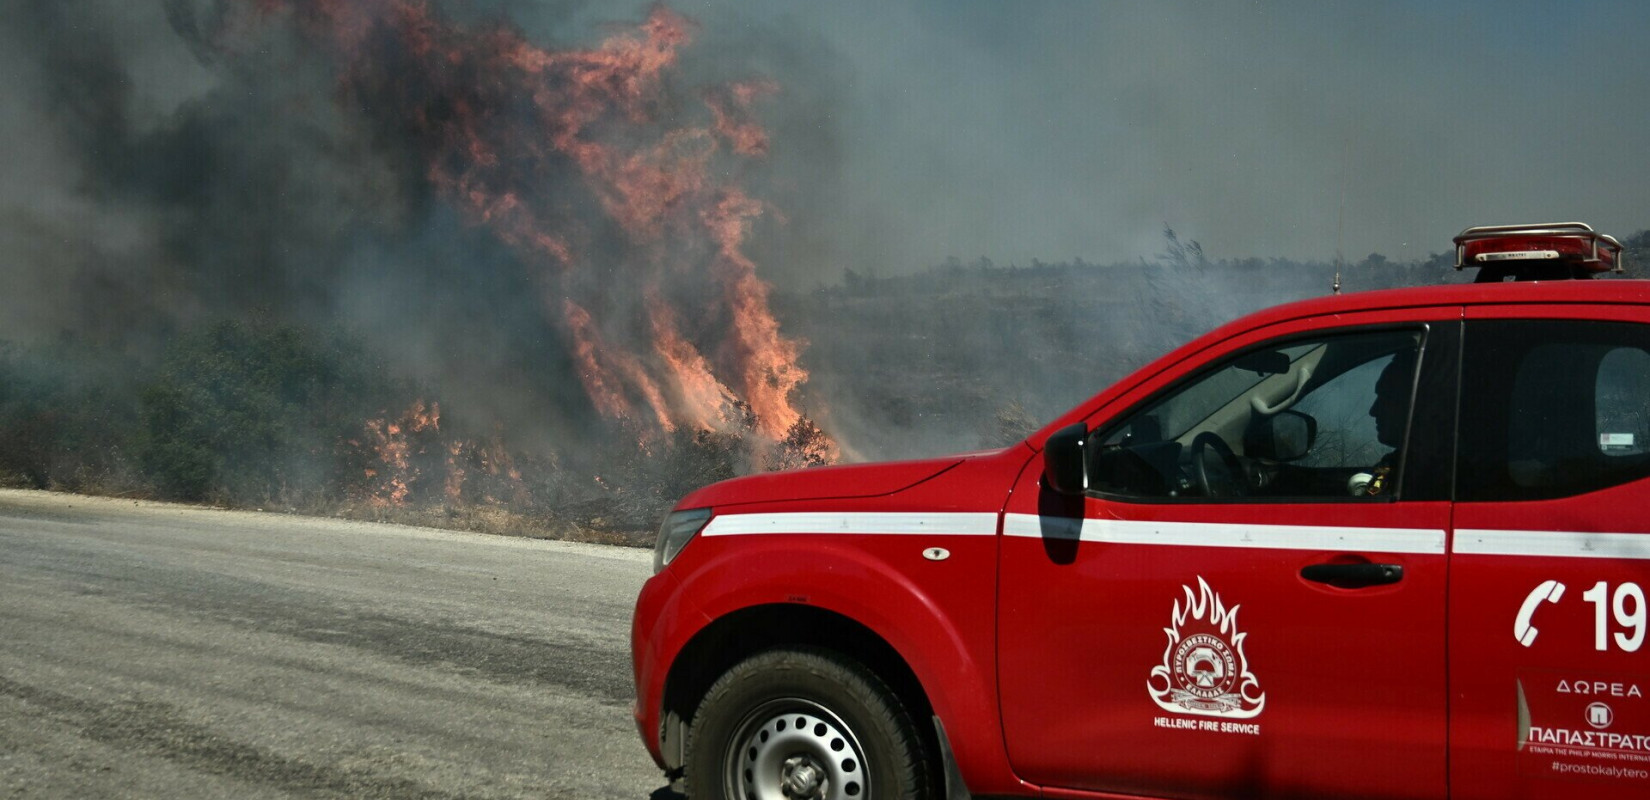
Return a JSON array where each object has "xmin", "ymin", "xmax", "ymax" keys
[{"xmin": 1190, "ymin": 432, "xmax": 1247, "ymax": 498}]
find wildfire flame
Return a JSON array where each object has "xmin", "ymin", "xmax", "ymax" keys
[
  {"xmin": 356, "ymin": 399, "xmax": 442, "ymax": 508},
  {"xmin": 239, "ymin": 0, "xmax": 834, "ymax": 457},
  {"xmin": 647, "ymin": 292, "xmax": 739, "ymax": 433},
  {"xmin": 356, "ymin": 400, "xmax": 529, "ymax": 508},
  {"xmin": 706, "ymin": 80, "xmax": 779, "ymax": 157}
]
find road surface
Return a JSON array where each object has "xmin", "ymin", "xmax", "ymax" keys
[{"xmin": 0, "ymin": 489, "xmax": 673, "ymax": 799}]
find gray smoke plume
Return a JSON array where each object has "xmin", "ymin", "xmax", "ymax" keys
[{"xmin": 0, "ymin": 0, "xmax": 854, "ymax": 462}]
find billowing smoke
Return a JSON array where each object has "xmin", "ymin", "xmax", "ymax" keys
[
  {"xmin": 15, "ymin": 1, "xmax": 1594, "ymax": 516},
  {"xmin": 0, "ymin": 0, "xmax": 834, "ymax": 470},
  {"xmin": 248, "ymin": 0, "xmax": 829, "ymax": 448}
]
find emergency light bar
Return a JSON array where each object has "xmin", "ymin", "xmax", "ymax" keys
[{"xmin": 1453, "ymin": 222, "xmax": 1624, "ymax": 282}]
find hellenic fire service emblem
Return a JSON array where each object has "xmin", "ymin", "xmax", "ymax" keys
[{"xmin": 1148, "ymin": 577, "xmax": 1265, "ymax": 718}]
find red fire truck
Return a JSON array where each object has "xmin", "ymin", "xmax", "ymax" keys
[{"xmin": 632, "ymin": 223, "xmax": 1648, "ymax": 799}]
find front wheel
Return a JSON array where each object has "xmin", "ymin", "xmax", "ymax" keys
[{"xmin": 684, "ymin": 649, "xmax": 932, "ymax": 800}]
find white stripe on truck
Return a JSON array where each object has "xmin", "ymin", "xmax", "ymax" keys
[
  {"xmin": 701, "ymin": 512, "xmax": 999, "ymax": 537},
  {"xmin": 1002, "ymin": 513, "xmax": 1445, "ymax": 554},
  {"xmin": 1454, "ymin": 529, "xmax": 1650, "ymax": 560},
  {"xmin": 699, "ymin": 512, "xmax": 1643, "ymax": 560}
]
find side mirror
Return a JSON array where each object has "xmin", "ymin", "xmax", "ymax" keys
[
  {"xmin": 1246, "ymin": 410, "xmax": 1317, "ymax": 461},
  {"xmin": 1043, "ymin": 422, "xmax": 1089, "ymax": 495}
]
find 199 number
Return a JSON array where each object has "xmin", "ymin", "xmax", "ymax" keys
[{"xmin": 1581, "ymin": 581, "xmax": 1646, "ymax": 653}]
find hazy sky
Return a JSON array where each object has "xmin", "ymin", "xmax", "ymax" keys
[
  {"xmin": 5, "ymin": 0, "xmax": 1648, "ymax": 289},
  {"xmin": 647, "ymin": 0, "xmax": 1650, "ymax": 270}
]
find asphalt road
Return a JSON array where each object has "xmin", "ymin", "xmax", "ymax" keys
[{"xmin": 0, "ymin": 489, "xmax": 672, "ymax": 799}]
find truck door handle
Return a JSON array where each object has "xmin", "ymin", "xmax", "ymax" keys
[{"xmin": 1300, "ymin": 562, "xmax": 1403, "ymax": 588}]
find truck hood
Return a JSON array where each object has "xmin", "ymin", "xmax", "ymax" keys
[{"xmin": 676, "ymin": 454, "xmax": 974, "ymax": 510}]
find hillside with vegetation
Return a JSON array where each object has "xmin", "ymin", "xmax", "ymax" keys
[{"xmin": 3, "ymin": 229, "xmax": 1645, "ymax": 542}]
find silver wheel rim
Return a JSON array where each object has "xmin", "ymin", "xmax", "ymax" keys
[{"xmin": 723, "ymin": 699, "xmax": 870, "ymax": 800}]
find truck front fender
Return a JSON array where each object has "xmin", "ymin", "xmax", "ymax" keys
[{"xmin": 659, "ymin": 530, "xmax": 1025, "ymax": 794}]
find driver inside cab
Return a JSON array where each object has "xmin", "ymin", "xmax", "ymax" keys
[{"xmin": 1351, "ymin": 348, "xmax": 1417, "ymax": 496}]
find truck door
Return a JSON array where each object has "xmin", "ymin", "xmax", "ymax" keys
[
  {"xmin": 999, "ymin": 311, "xmax": 1458, "ymax": 799},
  {"xmin": 1450, "ymin": 309, "xmax": 1650, "ymax": 799}
]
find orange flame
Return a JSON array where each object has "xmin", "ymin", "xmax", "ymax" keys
[
  {"xmin": 707, "ymin": 80, "xmax": 778, "ymax": 157},
  {"xmin": 356, "ymin": 400, "xmax": 529, "ymax": 508},
  {"xmin": 562, "ymin": 299, "xmax": 635, "ymax": 422},
  {"xmin": 444, "ymin": 439, "xmax": 465, "ymax": 505},
  {"xmin": 359, "ymin": 399, "xmax": 441, "ymax": 507},
  {"xmin": 648, "ymin": 293, "xmax": 738, "ymax": 432},
  {"xmin": 705, "ymin": 189, "xmax": 807, "ymax": 438},
  {"xmin": 562, "ymin": 298, "xmax": 674, "ymax": 432}
]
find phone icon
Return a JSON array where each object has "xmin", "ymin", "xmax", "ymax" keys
[{"xmin": 1514, "ymin": 580, "xmax": 1566, "ymax": 648}]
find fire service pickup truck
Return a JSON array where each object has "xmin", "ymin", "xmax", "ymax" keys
[{"xmin": 632, "ymin": 223, "xmax": 1650, "ymax": 800}]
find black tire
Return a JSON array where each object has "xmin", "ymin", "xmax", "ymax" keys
[{"xmin": 684, "ymin": 648, "xmax": 932, "ymax": 800}]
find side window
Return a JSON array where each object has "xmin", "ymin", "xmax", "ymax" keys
[
  {"xmin": 1459, "ymin": 320, "xmax": 1650, "ymax": 501},
  {"xmin": 1089, "ymin": 328, "xmax": 1423, "ymax": 502},
  {"xmin": 1289, "ymin": 357, "xmax": 1393, "ymax": 470},
  {"xmin": 1597, "ymin": 347, "xmax": 1650, "ymax": 457}
]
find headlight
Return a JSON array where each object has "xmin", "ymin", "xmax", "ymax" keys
[{"xmin": 653, "ymin": 508, "xmax": 712, "ymax": 573}]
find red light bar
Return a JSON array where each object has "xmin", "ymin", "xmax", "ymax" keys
[{"xmin": 1454, "ymin": 222, "xmax": 1623, "ymax": 277}]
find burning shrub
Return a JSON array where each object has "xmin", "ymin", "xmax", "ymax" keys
[
  {"xmin": 767, "ymin": 417, "xmax": 834, "ymax": 471},
  {"xmin": 348, "ymin": 399, "xmax": 447, "ymax": 508},
  {"xmin": 344, "ymin": 401, "xmax": 541, "ymax": 515}
]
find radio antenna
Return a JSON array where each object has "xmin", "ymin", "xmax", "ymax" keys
[{"xmin": 1332, "ymin": 135, "xmax": 1350, "ymax": 295}]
